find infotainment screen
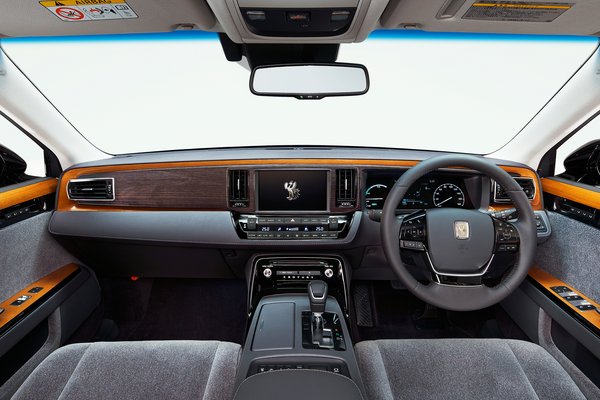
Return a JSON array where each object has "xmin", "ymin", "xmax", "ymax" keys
[{"xmin": 257, "ymin": 170, "xmax": 328, "ymax": 211}]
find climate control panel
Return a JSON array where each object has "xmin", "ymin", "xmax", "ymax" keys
[{"xmin": 235, "ymin": 214, "xmax": 350, "ymax": 240}]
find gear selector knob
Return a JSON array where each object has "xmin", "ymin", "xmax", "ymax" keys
[{"xmin": 308, "ymin": 280, "xmax": 328, "ymax": 314}]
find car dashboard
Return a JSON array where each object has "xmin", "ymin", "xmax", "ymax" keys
[{"xmin": 48, "ymin": 148, "xmax": 551, "ymax": 280}]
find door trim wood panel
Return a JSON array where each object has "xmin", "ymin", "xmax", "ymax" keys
[
  {"xmin": 541, "ymin": 177, "xmax": 600, "ymax": 210},
  {"xmin": 0, "ymin": 178, "xmax": 57, "ymax": 210},
  {"xmin": 0, "ymin": 264, "xmax": 80, "ymax": 333},
  {"xmin": 529, "ymin": 267, "xmax": 600, "ymax": 332}
]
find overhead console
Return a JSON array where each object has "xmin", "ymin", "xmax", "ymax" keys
[
  {"xmin": 240, "ymin": 6, "xmax": 357, "ymax": 37},
  {"xmin": 207, "ymin": 0, "xmax": 389, "ymax": 43}
]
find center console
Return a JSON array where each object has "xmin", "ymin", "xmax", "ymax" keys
[
  {"xmin": 234, "ymin": 255, "xmax": 365, "ymax": 399},
  {"xmin": 231, "ymin": 168, "xmax": 356, "ymax": 240}
]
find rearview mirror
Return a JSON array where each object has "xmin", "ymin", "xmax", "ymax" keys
[{"xmin": 250, "ymin": 63, "xmax": 369, "ymax": 100}]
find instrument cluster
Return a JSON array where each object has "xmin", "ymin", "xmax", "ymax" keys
[{"xmin": 364, "ymin": 171, "xmax": 475, "ymax": 210}]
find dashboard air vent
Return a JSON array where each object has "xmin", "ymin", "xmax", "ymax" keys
[
  {"xmin": 229, "ymin": 170, "xmax": 249, "ymax": 208},
  {"xmin": 67, "ymin": 178, "xmax": 114, "ymax": 201},
  {"xmin": 493, "ymin": 177, "xmax": 536, "ymax": 203},
  {"xmin": 336, "ymin": 169, "xmax": 357, "ymax": 208}
]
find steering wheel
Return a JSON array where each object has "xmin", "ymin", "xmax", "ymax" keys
[{"xmin": 380, "ymin": 154, "xmax": 537, "ymax": 311}]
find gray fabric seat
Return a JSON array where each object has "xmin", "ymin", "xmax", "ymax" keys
[
  {"xmin": 12, "ymin": 340, "xmax": 240, "ymax": 400},
  {"xmin": 355, "ymin": 339, "xmax": 587, "ymax": 400}
]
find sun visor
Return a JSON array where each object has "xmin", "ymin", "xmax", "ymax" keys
[
  {"xmin": 0, "ymin": 0, "xmax": 216, "ymax": 37},
  {"xmin": 381, "ymin": 0, "xmax": 600, "ymax": 36}
]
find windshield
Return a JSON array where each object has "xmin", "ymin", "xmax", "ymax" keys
[{"xmin": 1, "ymin": 31, "xmax": 597, "ymax": 155}]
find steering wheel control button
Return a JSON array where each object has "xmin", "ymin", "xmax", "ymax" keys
[
  {"xmin": 493, "ymin": 219, "xmax": 520, "ymax": 252},
  {"xmin": 400, "ymin": 240, "xmax": 425, "ymax": 251}
]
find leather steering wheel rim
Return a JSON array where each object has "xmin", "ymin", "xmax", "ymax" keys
[{"xmin": 380, "ymin": 154, "xmax": 538, "ymax": 311}]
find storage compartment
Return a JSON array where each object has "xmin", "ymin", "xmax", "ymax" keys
[{"xmin": 251, "ymin": 302, "xmax": 295, "ymax": 351}]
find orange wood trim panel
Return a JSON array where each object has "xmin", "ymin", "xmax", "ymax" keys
[
  {"xmin": 529, "ymin": 267, "xmax": 600, "ymax": 330},
  {"xmin": 541, "ymin": 177, "xmax": 600, "ymax": 210},
  {"xmin": 56, "ymin": 159, "xmax": 541, "ymax": 211},
  {"xmin": 0, "ymin": 264, "xmax": 79, "ymax": 332},
  {"xmin": 0, "ymin": 178, "xmax": 58, "ymax": 210}
]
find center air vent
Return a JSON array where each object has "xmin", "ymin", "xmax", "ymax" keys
[
  {"xmin": 229, "ymin": 170, "xmax": 249, "ymax": 208},
  {"xmin": 336, "ymin": 169, "xmax": 356, "ymax": 208},
  {"xmin": 67, "ymin": 178, "xmax": 115, "ymax": 201},
  {"xmin": 493, "ymin": 177, "xmax": 536, "ymax": 203}
]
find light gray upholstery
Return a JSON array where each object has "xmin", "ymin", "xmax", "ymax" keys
[
  {"xmin": 535, "ymin": 211, "xmax": 600, "ymax": 303},
  {"xmin": 355, "ymin": 339, "xmax": 587, "ymax": 400},
  {"xmin": 0, "ymin": 212, "xmax": 78, "ymax": 303},
  {"xmin": 12, "ymin": 341, "xmax": 241, "ymax": 400}
]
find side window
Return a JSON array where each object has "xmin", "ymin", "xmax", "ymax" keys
[
  {"xmin": 554, "ymin": 115, "xmax": 600, "ymax": 185},
  {"xmin": 0, "ymin": 115, "xmax": 46, "ymax": 188}
]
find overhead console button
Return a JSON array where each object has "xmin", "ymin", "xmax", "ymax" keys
[
  {"xmin": 287, "ymin": 11, "xmax": 310, "ymax": 23},
  {"xmin": 246, "ymin": 10, "xmax": 266, "ymax": 21},
  {"xmin": 331, "ymin": 10, "xmax": 350, "ymax": 21}
]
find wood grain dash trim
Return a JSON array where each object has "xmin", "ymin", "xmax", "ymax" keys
[
  {"xmin": 0, "ymin": 178, "xmax": 57, "ymax": 210},
  {"xmin": 529, "ymin": 267, "xmax": 600, "ymax": 331},
  {"xmin": 0, "ymin": 264, "xmax": 80, "ymax": 332},
  {"xmin": 541, "ymin": 177, "xmax": 600, "ymax": 210},
  {"xmin": 56, "ymin": 159, "xmax": 541, "ymax": 211}
]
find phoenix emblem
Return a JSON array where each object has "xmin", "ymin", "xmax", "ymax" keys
[{"xmin": 284, "ymin": 180, "xmax": 301, "ymax": 201}]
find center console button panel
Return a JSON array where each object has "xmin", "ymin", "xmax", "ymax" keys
[
  {"xmin": 248, "ymin": 358, "xmax": 350, "ymax": 378},
  {"xmin": 235, "ymin": 214, "xmax": 351, "ymax": 240},
  {"xmin": 250, "ymin": 256, "xmax": 348, "ymax": 315}
]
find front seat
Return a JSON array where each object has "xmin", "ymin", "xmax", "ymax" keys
[
  {"xmin": 12, "ymin": 340, "xmax": 240, "ymax": 400},
  {"xmin": 356, "ymin": 339, "xmax": 588, "ymax": 400}
]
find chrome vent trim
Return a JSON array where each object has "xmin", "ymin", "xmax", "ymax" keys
[
  {"xmin": 229, "ymin": 169, "xmax": 249, "ymax": 207},
  {"xmin": 493, "ymin": 177, "xmax": 536, "ymax": 203},
  {"xmin": 67, "ymin": 177, "xmax": 115, "ymax": 202},
  {"xmin": 336, "ymin": 169, "xmax": 357, "ymax": 207}
]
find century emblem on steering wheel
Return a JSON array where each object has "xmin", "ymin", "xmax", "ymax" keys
[{"xmin": 454, "ymin": 221, "xmax": 470, "ymax": 240}]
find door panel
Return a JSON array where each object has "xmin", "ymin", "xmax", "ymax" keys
[
  {"xmin": 0, "ymin": 179, "xmax": 100, "ymax": 399},
  {"xmin": 533, "ymin": 211, "xmax": 600, "ymax": 304},
  {"xmin": 515, "ymin": 170, "xmax": 600, "ymax": 392}
]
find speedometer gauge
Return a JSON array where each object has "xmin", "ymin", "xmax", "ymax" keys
[{"xmin": 433, "ymin": 183, "xmax": 465, "ymax": 208}]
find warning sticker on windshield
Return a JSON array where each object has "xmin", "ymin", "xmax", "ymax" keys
[
  {"xmin": 40, "ymin": 0, "xmax": 138, "ymax": 22},
  {"xmin": 463, "ymin": 1, "xmax": 573, "ymax": 22}
]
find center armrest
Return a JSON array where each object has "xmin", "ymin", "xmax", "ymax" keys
[{"xmin": 234, "ymin": 369, "xmax": 364, "ymax": 400}]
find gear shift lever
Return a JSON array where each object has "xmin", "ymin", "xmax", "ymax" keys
[
  {"xmin": 307, "ymin": 280, "xmax": 334, "ymax": 349},
  {"xmin": 308, "ymin": 280, "xmax": 328, "ymax": 314}
]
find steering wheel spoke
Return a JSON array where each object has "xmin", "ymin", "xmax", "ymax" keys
[{"xmin": 399, "ymin": 210, "xmax": 427, "ymax": 251}]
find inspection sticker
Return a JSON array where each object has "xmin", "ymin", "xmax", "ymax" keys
[
  {"xmin": 463, "ymin": 1, "xmax": 573, "ymax": 22},
  {"xmin": 40, "ymin": 0, "xmax": 138, "ymax": 22}
]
